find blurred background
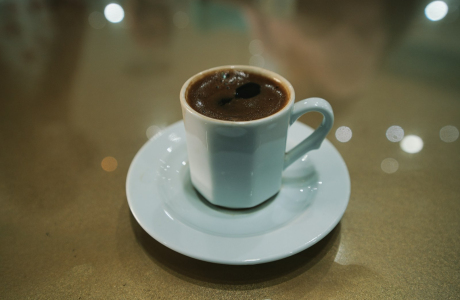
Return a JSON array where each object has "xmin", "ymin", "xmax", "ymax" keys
[{"xmin": 1, "ymin": 0, "xmax": 459, "ymax": 299}]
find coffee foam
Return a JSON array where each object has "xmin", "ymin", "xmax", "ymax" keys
[{"xmin": 186, "ymin": 69, "xmax": 288, "ymax": 121}]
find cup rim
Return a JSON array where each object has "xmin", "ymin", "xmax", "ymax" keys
[{"xmin": 180, "ymin": 65, "xmax": 295, "ymax": 125}]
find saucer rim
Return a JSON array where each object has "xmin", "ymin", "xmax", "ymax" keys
[{"xmin": 126, "ymin": 120, "xmax": 350, "ymax": 265}]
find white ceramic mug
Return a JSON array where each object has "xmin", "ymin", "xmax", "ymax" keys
[{"xmin": 180, "ymin": 65, "xmax": 334, "ymax": 209}]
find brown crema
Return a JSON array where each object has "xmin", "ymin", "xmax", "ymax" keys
[{"xmin": 186, "ymin": 69, "xmax": 289, "ymax": 121}]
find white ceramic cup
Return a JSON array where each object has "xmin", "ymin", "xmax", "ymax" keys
[{"xmin": 180, "ymin": 65, "xmax": 334, "ymax": 209}]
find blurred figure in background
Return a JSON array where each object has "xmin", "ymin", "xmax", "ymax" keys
[
  {"xmin": 242, "ymin": 0, "xmax": 418, "ymax": 103},
  {"xmin": 0, "ymin": 0, "xmax": 89, "ymax": 209}
]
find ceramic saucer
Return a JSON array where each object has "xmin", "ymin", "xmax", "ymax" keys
[{"xmin": 126, "ymin": 120, "xmax": 350, "ymax": 265}]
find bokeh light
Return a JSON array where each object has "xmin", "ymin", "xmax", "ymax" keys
[
  {"xmin": 400, "ymin": 135, "xmax": 424, "ymax": 153},
  {"xmin": 425, "ymin": 1, "xmax": 448, "ymax": 21},
  {"xmin": 386, "ymin": 125, "xmax": 404, "ymax": 142},
  {"xmin": 104, "ymin": 3, "xmax": 124, "ymax": 23},
  {"xmin": 440, "ymin": 125, "xmax": 459, "ymax": 142},
  {"xmin": 146, "ymin": 125, "xmax": 164, "ymax": 139},
  {"xmin": 249, "ymin": 39, "xmax": 264, "ymax": 55},
  {"xmin": 101, "ymin": 156, "xmax": 118, "ymax": 172},
  {"xmin": 335, "ymin": 126, "xmax": 352, "ymax": 143},
  {"xmin": 381, "ymin": 158, "xmax": 399, "ymax": 174}
]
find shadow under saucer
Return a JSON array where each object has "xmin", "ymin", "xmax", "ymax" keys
[{"xmin": 130, "ymin": 211, "xmax": 341, "ymax": 290}]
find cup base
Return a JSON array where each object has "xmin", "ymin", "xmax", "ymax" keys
[{"xmin": 192, "ymin": 186, "xmax": 279, "ymax": 211}]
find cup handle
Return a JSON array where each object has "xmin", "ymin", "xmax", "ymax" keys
[{"xmin": 284, "ymin": 97, "xmax": 334, "ymax": 169}]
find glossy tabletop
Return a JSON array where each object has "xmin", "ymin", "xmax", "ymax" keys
[{"xmin": 1, "ymin": 0, "xmax": 459, "ymax": 299}]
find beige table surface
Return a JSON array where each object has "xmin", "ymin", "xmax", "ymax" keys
[{"xmin": 1, "ymin": 0, "xmax": 459, "ymax": 299}]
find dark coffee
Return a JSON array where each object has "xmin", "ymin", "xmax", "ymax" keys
[{"xmin": 186, "ymin": 69, "xmax": 289, "ymax": 121}]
